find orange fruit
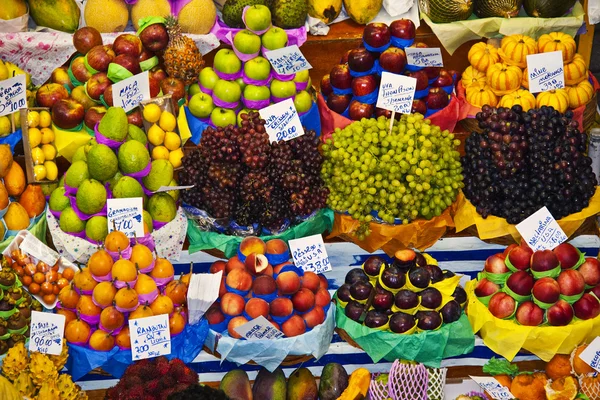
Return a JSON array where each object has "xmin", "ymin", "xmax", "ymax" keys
[
  {"xmin": 572, "ymin": 345, "xmax": 595, "ymax": 376},
  {"xmin": 546, "ymin": 354, "xmax": 572, "ymax": 380}
]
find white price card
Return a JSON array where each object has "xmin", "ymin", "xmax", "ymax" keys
[
  {"xmin": 264, "ymin": 45, "xmax": 312, "ymax": 76},
  {"xmin": 376, "ymin": 72, "xmax": 417, "ymax": 114},
  {"xmin": 0, "ymin": 75, "xmax": 27, "ymax": 118},
  {"xmin": 515, "ymin": 206, "xmax": 567, "ymax": 251},
  {"xmin": 156, "ymin": 185, "xmax": 195, "ymax": 192},
  {"xmin": 112, "ymin": 71, "xmax": 151, "ymax": 112},
  {"xmin": 107, "ymin": 197, "xmax": 145, "ymax": 239},
  {"xmin": 259, "ymin": 98, "xmax": 304, "ymax": 142},
  {"xmin": 405, "ymin": 47, "xmax": 444, "ymax": 67},
  {"xmin": 289, "ymin": 234, "xmax": 332, "ymax": 273},
  {"xmin": 29, "ymin": 311, "xmax": 65, "ymax": 356},
  {"xmin": 19, "ymin": 232, "xmax": 59, "ymax": 267},
  {"xmin": 470, "ymin": 376, "xmax": 514, "ymax": 399},
  {"xmin": 233, "ymin": 315, "xmax": 284, "ymax": 340},
  {"xmin": 526, "ymin": 51, "xmax": 565, "ymax": 93},
  {"xmin": 129, "ymin": 314, "xmax": 171, "ymax": 361},
  {"xmin": 576, "ymin": 336, "xmax": 600, "ymax": 372}
]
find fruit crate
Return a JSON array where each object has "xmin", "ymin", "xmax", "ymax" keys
[{"xmin": 19, "ymin": 107, "xmax": 58, "ymax": 183}]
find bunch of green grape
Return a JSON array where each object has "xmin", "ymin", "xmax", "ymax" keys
[{"xmin": 321, "ymin": 114, "xmax": 464, "ymax": 239}]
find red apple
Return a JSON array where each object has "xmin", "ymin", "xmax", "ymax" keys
[
  {"xmin": 579, "ymin": 258, "xmax": 600, "ymax": 287},
  {"xmin": 484, "ymin": 253, "xmax": 509, "ymax": 274},
  {"xmin": 339, "ymin": 50, "xmax": 352, "ymax": 64},
  {"xmin": 103, "ymin": 85, "xmax": 113, "ymax": 107},
  {"xmin": 86, "ymin": 45, "xmax": 116, "ymax": 73},
  {"xmin": 160, "ymin": 77, "xmax": 186, "ymax": 109},
  {"xmin": 84, "ymin": 106, "xmax": 107, "ymax": 130},
  {"xmin": 347, "ymin": 48, "xmax": 375, "ymax": 73},
  {"xmin": 139, "ymin": 23, "xmax": 169, "ymax": 53},
  {"xmin": 351, "ymin": 74, "xmax": 377, "ymax": 97},
  {"xmin": 113, "ymin": 34, "xmax": 142, "ymax": 58},
  {"xmin": 557, "ymin": 269, "xmax": 585, "ymax": 297},
  {"xmin": 73, "ymin": 27, "xmax": 103, "ymax": 55},
  {"xmin": 379, "ymin": 47, "xmax": 407, "ymax": 74},
  {"xmin": 86, "ymin": 72, "xmax": 111, "ymax": 101},
  {"xmin": 320, "ymin": 74, "xmax": 333, "ymax": 96},
  {"xmin": 127, "ymin": 108, "xmax": 143, "ymax": 127},
  {"xmin": 112, "ymin": 54, "xmax": 141, "ymax": 75},
  {"xmin": 546, "ymin": 300, "xmax": 574, "ymax": 326},
  {"xmin": 532, "ymin": 277, "xmax": 560, "ymax": 304},
  {"xmin": 432, "ymin": 69, "xmax": 454, "ymax": 88},
  {"xmin": 426, "ymin": 87, "xmax": 449, "ymax": 110},
  {"xmin": 503, "ymin": 244, "xmax": 518, "ymax": 257},
  {"xmin": 573, "ymin": 293, "xmax": 600, "ymax": 320},
  {"xmin": 488, "ymin": 292, "xmax": 516, "ymax": 319},
  {"xmin": 423, "ymin": 66, "xmax": 441, "ymax": 81},
  {"xmin": 553, "ymin": 243, "xmax": 581, "ymax": 269},
  {"xmin": 474, "ymin": 278, "xmax": 500, "ymax": 297},
  {"xmin": 139, "ymin": 48, "xmax": 154, "ymax": 63},
  {"xmin": 448, "ymin": 69, "xmax": 462, "ymax": 85},
  {"xmin": 36, "ymin": 83, "xmax": 69, "ymax": 108},
  {"xmin": 390, "ymin": 19, "xmax": 416, "ymax": 40},
  {"xmin": 52, "ymin": 99, "xmax": 85, "ymax": 129},
  {"xmin": 515, "ymin": 301, "xmax": 544, "ymax": 326},
  {"xmin": 411, "ymin": 99, "xmax": 427, "ymax": 114},
  {"xmin": 329, "ymin": 64, "xmax": 352, "ymax": 90},
  {"xmin": 505, "ymin": 270, "xmax": 534, "ymax": 297},
  {"xmin": 71, "ymin": 56, "xmax": 93, "ymax": 83},
  {"xmin": 149, "ymin": 67, "xmax": 166, "ymax": 98},
  {"xmin": 326, "ymin": 93, "xmax": 352, "ymax": 114},
  {"xmin": 531, "ymin": 250, "xmax": 560, "ymax": 272},
  {"xmin": 363, "ymin": 22, "xmax": 391, "ymax": 49},
  {"xmin": 375, "ymin": 107, "xmax": 401, "ymax": 120},
  {"xmin": 508, "ymin": 245, "xmax": 533, "ymax": 271},
  {"xmin": 406, "ymin": 70, "xmax": 428, "ymax": 91},
  {"xmin": 348, "ymin": 100, "xmax": 375, "ymax": 121},
  {"xmin": 70, "ymin": 86, "xmax": 96, "ymax": 111},
  {"xmin": 51, "ymin": 67, "xmax": 74, "ymax": 90}
]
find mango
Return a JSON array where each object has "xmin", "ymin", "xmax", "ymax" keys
[
  {"xmin": 4, "ymin": 202, "xmax": 30, "ymax": 231},
  {"xmin": 19, "ymin": 185, "xmax": 46, "ymax": 218},
  {"xmin": 252, "ymin": 367, "xmax": 286, "ymax": 400},
  {"xmin": 319, "ymin": 363, "xmax": 349, "ymax": 400},
  {"xmin": 4, "ymin": 161, "xmax": 25, "ymax": 197},
  {"xmin": 219, "ymin": 369, "xmax": 252, "ymax": 400},
  {"xmin": 342, "ymin": 0, "xmax": 382, "ymax": 24},
  {"xmin": 0, "ymin": 0, "xmax": 27, "ymax": 21},
  {"xmin": 287, "ymin": 367, "xmax": 318, "ymax": 400},
  {"xmin": 28, "ymin": 0, "xmax": 80, "ymax": 33},
  {"xmin": 0, "ymin": 144, "xmax": 14, "ymax": 178},
  {"xmin": 0, "ymin": 182, "xmax": 8, "ymax": 210}
]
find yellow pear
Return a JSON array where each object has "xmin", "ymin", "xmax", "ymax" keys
[
  {"xmin": 0, "ymin": 144, "xmax": 14, "ymax": 178},
  {"xmin": 4, "ymin": 202, "xmax": 30, "ymax": 231},
  {"xmin": 4, "ymin": 161, "xmax": 25, "ymax": 197}
]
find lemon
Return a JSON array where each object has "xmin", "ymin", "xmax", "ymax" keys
[
  {"xmin": 40, "ymin": 127, "xmax": 54, "ymax": 144},
  {"xmin": 42, "ymin": 144, "xmax": 57, "ymax": 161},
  {"xmin": 31, "ymin": 147, "xmax": 45, "ymax": 165},
  {"xmin": 0, "ymin": 116, "xmax": 10, "ymax": 136},
  {"xmin": 28, "ymin": 128, "xmax": 42, "ymax": 148},
  {"xmin": 151, "ymin": 145, "xmax": 170, "ymax": 160},
  {"xmin": 39, "ymin": 111, "xmax": 52, "ymax": 128},
  {"xmin": 143, "ymin": 103, "xmax": 162, "ymax": 123},
  {"xmin": 158, "ymin": 110, "xmax": 176, "ymax": 132},
  {"xmin": 164, "ymin": 131, "xmax": 181, "ymax": 151},
  {"xmin": 147, "ymin": 124, "xmax": 166, "ymax": 146},
  {"xmin": 33, "ymin": 165, "xmax": 46, "ymax": 180},
  {"xmin": 44, "ymin": 161, "xmax": 58, "ymax": 180},
  {"xmin": 169, "ymin": 148, "xmax": 184, "ymax": 168},
  {"xmin": 27, "ymin": 111, "xmax": 40, "ymax": 128},
  {"xmin": 13, "ymin": 113, "xmax": 20, "ymax": 129}
]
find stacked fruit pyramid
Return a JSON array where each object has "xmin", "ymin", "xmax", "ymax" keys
[
  {"xmin": 1, "ymin": 341, "xmax": 87, "ymax": 399},
  {"xmin": 337, "ymin": 250, "xmax": 467, "ymax": 334},
  {"xmin": 204, "ymin": 236, "xmax": 332, "ymax": 338},
  {"xmin": 461, "ymin": 32, "xmax": 593, "ymax": 113},
  {"xmin": 140, "ymin": 102, "xmax": 184, "ymax": 169},
  {"xmin": 47, "ymin": 106, "xmax": 180, "ymax": 243},
  {"xmin": 58, "ymin": 230, "xmax": 189, "ymax": 350},
  {"xmin": 321, "ymin": 19, "xmax": 457, "ymax": 120},
  {"xmin": 188, "ymin": 5, "xmax": 314, "ymax": 127},
  {"xmin": 473, "ymin": 241, "xmax": 600, "ymax": 326}
]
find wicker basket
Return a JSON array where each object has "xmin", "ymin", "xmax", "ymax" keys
[{"xmin": 202, "ymin": 345, "xmax": 314, "ymax": 366}]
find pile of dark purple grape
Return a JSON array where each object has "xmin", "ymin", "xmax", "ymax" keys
[
  {"xmin": 180, "ymin": 111, "xmax": 329, "ymax": 231},
  {"xmin": 462, "ymin": 105, "xmax": 597, "ymax": 224}
]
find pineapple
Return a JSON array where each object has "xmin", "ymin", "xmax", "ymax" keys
[
  {"xmin": 13, "ymin": 370, "xmax": 35, "ymax": 398},
  {"xmin": 48, "ymin": 340, "xmax": 69, "ymax": 371},
  {"xmin": 163, "ymin": 16, "xmax": 204, "ymax": 85},
  {"xmin": 29, "ymin": 353, "xmax": 58, "ymax": 388},
  {"xmin": 1, "ymin": 342, "xmax": 28, "ymax": 381}
]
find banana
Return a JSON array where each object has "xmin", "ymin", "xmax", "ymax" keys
[
  {"xmin": 307, "ymin": 0, "xmax": 342, "ymax": 23},
  {"xmin": 3, "ymin": 61, "xmax": 31, "ymax": 88}
]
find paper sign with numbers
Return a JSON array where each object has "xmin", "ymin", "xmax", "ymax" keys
[
  {"xmin": 0, "ymin": 75, "xmax": 27, "ymax": 118},
  {"xmin": 515, "ymin": 206, "xmax": 567, "ymax": 251},
  {"xmin": 289, "ymin": 234, "xmax": 332, "ymax": 273},
  {"xmin": 576, "ymin": 336, "xmax": 600, "ymax": 372},
  {"xmin": 29, "ymin": 311, "xmax": 65, "ymax": 356},
  {"xmin": 129, "ymin": 314, "xmax": 171, "ymax": 361},
  {"xmin": 405, "ymin": 47, "xmax": 444, "ymax": 67},
  {"xmin": 260, "ymin": 98, "xmax": 304, "ymax": 142},
  {"xmin": 376, "ymin": 72, "xmax": 417, "ymax": 114},
  {"xmin": 264, "ymin": 45, "xmax": 312, "ymax": 75},
  {"xmin": 233, "ymin": 316, "xmax": 284, "ymax": 340},
  {"xmin": 112, "ymin": 71, "xmax": 151, "ymax": 112},
  {"xmin": 526, "ymin": 51, "xmax": 565, "ymax": 93},
  {"xmin": 107, "ymin": 197, "xmax": 145, "ymax": 238},
  {"xmin": 470, "ymin": 376, "xmax": 514, "ymax": 399}
]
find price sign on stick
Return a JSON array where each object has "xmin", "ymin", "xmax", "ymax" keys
[
  {"xmin": 470, "ymin": 376, "xmax": 514, "ymax": 399},
  {"xmin": 29, "ymin": 311, "xmax": 65, "ymax": 355},
  {"xmin": 376, "ymin": 72, "xmax": 417, "ymax": 115},
  {"xmin": 260, "ymin": 98, "xmax": 304, "ymax": 142},
  {"xmin": 129, "ymin": 314, "xmax": 171, "ymax": 361},
  {"xmin": 577, "ymin": 336, "xmax": 600, "ymax": 372},
  {"xmin": 405, "ymin": 47, "xmax": 444, "ymax": 67},
  {"xmin": 515, "ymin": 206, "xmax": 567, "ymax": 251},
  {"xmin": 289, "ymin": 234, "xmax": 332, "ymax": 273},
  {"xmin": 0, "ymin": 75, "xmax": 27, "ymax": 118},
  {"xmin": 526, "ymin": 51, "xmax": 565, "ymax": 93},
  {"xmin": 107, "ymin": 197, "xmax": 145, "ymax": 238},
  {"xmin": 264, "ymin": 45, "xmax": 312, "ymax": 75},
  {"xmin": 112, "ymin": 71, "xmax": 151, "ymax": 112},
  {"xmin": 233, "ymin": 316, "xmax": 284, "ymax": 340}
]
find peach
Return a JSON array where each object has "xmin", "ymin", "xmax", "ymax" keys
[
  {"xmin": 220, "ymin": 292, "xmax": 246, "ymax": 316},
  {"xmin": 225, "ymin": 256, "xmax": 245, "ymax": 274},
  {"xmin": 506, "ymin": 271, "xmax": 534, "ymax": 296},
  {"xmin": 270, "ymin": 297, "xmax": 293, "ymax": 317},
  {"xmin": 266, "ymin": 239, "xmax": 288, "ymax": 255},
  {"xmin": 315, "ymin": 288, "xmax": 332, "ymax": 308},
  {"xmin": 553, "ymin": 243, "xmax": 581, "ymax": 269},
  {"xmin": 239, "ymin": 236, "xmax": 267, "ymax": 257},
  {"xmin": 225, "ymin": 269, "xmax": 253, "ymax": 292},
  {"xmin": 205, "ymin": 304, "xmax": 226, "ymax": 325},
  {"xmin": 484, "ymin": 254, "xmax": 509, "ymax": 274},
  {"xmin": 531, "ymin": 250, "xmax": 559, "ymax": 272},
  {"xmin": 590, "ymin": 284, "xmax": 600, "ymax": 299},
  {"xmin": 301, "ymin": 271, "xmax": 321, "ymax": 293},
  {"xmin": 228, "ymin": 316, "xmax": 249, "ymax": 339},
  {"xmin": 318, "ymin": 274, "xmax": 329, "ymax": 289},
  {"xmin": 245, "ymin": 298, "xmax": 270, "ymax": 319},
  {"xmin": 474, "ymin": 278, "xmax": 500, "ymax": 297},
  {"xmin": 515, "ymin": 301, "xmax": 544, "ymax": 326},
  {"xmin": 578, "ymin": 258, "xmax": 600, "ymax": 287},
  {"xmin": 557, "ymin": 269, "xmax": 585, "ymax": 296},
  {"xmin": 503, "ymin": 243, "xmax": 518, "ymax": 257},
  {"xmin": 252, "ymin": 275, "xmax": 277, "ymax": 295},
  {"xmin": 488, "ymin": 292, "xmax": 516, "ymax": 319},
  {"xmin": 244, "ymin": 253, "xmax": 269, "ymax": 275},
  {"xmin": 292, "ymin": 288, "xmax": 315, "ymax": 313},
  {"xmin": 546, "ymin": 300, "xmax": 574, "ymax": 326},
  {"xmin": 508, "ymin": 246, "xmax": 533, "ymax": 270},
  {"xmin": 532, "ymin": 277, "xmax": 560, "ymax": 304},
  {"xmin": 210, "ymin": 260, "xmax": 226, "ymax": 274},
  {"xmin": 303, "ymin": 306, "xmax": 326, "ymax": 328},
  {"xmin": 219, "ymin": 277, "xmax": 227, "ymax": 297},
  {"xmin": 276, "ymin": 271, "xmax": 301, "ymax": 295},
  {"xmin": 281, "ymin": 314, "xmax": 306, "ymax": 337},
  {"xmin": 263, "ymin": 264, "xmax": 274, "ymax": 277},
  {"xmin": 573, "ymin": 293, "xmax": 600, "ymax": 320},
  {"xmin": 273, "ymin": 262, "xmax": 293, "ymax": 275},
  {"xmin": 269, "ymin": 320, "xmax": 280, "ymax": 330}
]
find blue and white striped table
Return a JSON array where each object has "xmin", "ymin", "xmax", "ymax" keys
[{"xmin": 76, "ymin": 235, "xmax": 600, "ymax": 391}]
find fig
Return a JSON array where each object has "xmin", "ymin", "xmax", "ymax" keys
[
  {"xmin": 416, "ymin": 311, "xmax": 442, "ymax": 331},
  {"xmin": 419, "ymin": 287, "xmax": 442, "ymax": 309},
  {"xmin": 389, "ymin": 312, "xmax": 416, "ymax": 333},
  {"xmin": 363, "ymin": 256, "xmax": 387, "ymax": 277},
  {"xmin": 408, "ymin": 267, "xmax": 431, "ymax": 289},
  {"xmin": 440, "ymin": 300, "xmax": 462, "ymax": 323},
  {"xmin": 350, "ymin": 281, "xmax": 373, "ymax": 301},
  {"xmin": 394, "ymin": 290, "xmax": 419, "ymax": 310},
  {"xmin": 452, "ymin": 286, "xmax": 467, "ymax": 305},
  {"xmin": 337, "ymin": 283, "xmax": 352, "ymax": 303},
  {"xmin": 364, "ymin": 310, "xmax": 389, "ymax": 328},
  {"xmin": 345, "ymin": 268, "xmax": 369, "ymax": 285},
  {"xmin": 424, "ymin": 265, "xmax": 443, "ymax": 283},
  {"xmin": 380, "ymin": 266, "xmax": 406, "ymax": 289},
  {"xmin": 344, "ymin": 300, "xmax": 365, "ymax": 322}
]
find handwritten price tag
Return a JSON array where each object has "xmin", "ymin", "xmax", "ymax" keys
[
  {"xmin": 233, "ymin": 316, "xmax": 284, "ymax": 340},
  {"xmin": 526, "ymin": 51, "xmax": 565, "ymax": 93},
  {"xmin": 376, "ymin": 72, "xmax": 417, "ymax": 114},
  {"xmin": 405, "ymin": 47, "xmax": 444, "ymax": 67},
  {"xmin": 289, "ymin": 234, "xmax": 332, "ymax": 273},
  {"xmin": 0, "ymin": 75, "xmax": 27, "ymax": 118},
  {"xmin": 264, "ymin": 45, "xmax": 312, "ymax": 76},
  {"xmin": 112, "ymin": 71, "xmax": 151, "ymax": 112},
  {"xmin": 259, "ymin": 98, "xmax": 304, "ymax": 142},
  {"xmin": 29, "ymin": 311, "xmax": 65, "ymax": 355},
  {"xmin": 470, "ymin": 376, "xmax": 514, "ymax": 399},
  {"xmin": 107, "ymin": 197, "xmax": 145, "ymax": 239},
  {"xmin": 129, "ymin": 314, "xmax": 171, "ymax": 361},
  {"xmin": 516, "ymin": 206, "xmax": 567, "ymax": 251},
  {"xmin": 578, "ymin": 336, "xmax": 600, "ymax": 372}
]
